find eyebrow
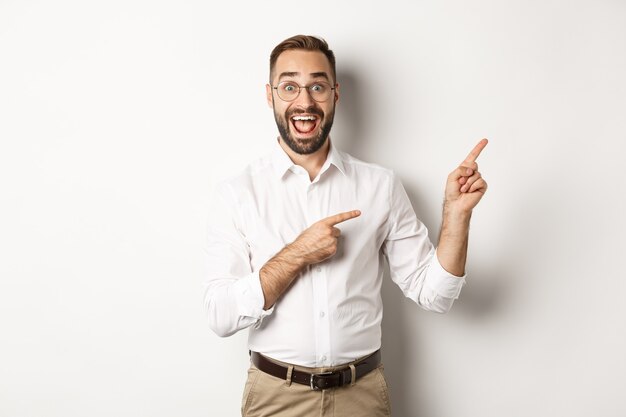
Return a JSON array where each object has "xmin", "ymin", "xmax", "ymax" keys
[
  {"xmin": 310, "ymin": 72, "xmax": 330, "ymax": 81},
  {"xmin": 278, "ymin": 71, "xmax": 331, "ymax": 82}
]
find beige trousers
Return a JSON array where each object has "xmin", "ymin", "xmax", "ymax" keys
[{"xmin": 241, "ymin": 355, "xmax": 392, "ymax": 417}]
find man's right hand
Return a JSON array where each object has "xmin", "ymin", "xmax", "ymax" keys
[
  {"xmin": 259, "ymin": 210, "xmax": 361, "ymax": 310},
  {"xmin": 289, "ymin": 210, "xmax": 362, "ymax": 265}
]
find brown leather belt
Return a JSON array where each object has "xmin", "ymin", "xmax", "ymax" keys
[{"xmin": 249, "ymin": 350, "xmax": 381, "ymax": 391}]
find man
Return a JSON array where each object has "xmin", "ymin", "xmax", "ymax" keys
[{"xmin": 203, "ymin": 35, "xmax": 488, "ymax": 417}]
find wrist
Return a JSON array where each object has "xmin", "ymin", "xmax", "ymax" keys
[
  {"xmin": 443, "ymin": 201, "xmax": 472, "ymax": 222},
  {"xmin": 282, "ymin": 242, "xmax": 310, "ymax": 270}
]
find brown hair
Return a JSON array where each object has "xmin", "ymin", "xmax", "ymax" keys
[{"xmin": 269, "ymin": 35, "xmax": 336, "ymax": 84}]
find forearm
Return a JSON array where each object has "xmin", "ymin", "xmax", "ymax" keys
[
  {"xmin": 260, "ymin": 244, "xmax": 307, "ymax": 310},
  {"xmin": 259, "ymin": 209, "xmax": 360, "ymax": 310},
  {"xmin": 436, "ymin": 204, "xmax": 472, "ymax": 277}
]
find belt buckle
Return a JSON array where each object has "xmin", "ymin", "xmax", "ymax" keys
[{"xmin": 310, "ymin": 371, "xmax": 334, "ymax": 391}]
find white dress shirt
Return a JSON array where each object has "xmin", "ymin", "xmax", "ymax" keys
[{"xmin": 203, "ymin": 138, "xmax": 466, "ymax": 367}]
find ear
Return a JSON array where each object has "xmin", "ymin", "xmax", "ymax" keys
[
  {"xmin": 334, "ymin": 82, "xmax": 340, "ymax": 104},
  {"xmin": 266, "ymin": 84, "xmax": 273, "ymax": 108}
]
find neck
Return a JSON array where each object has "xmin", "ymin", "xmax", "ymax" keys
[{"xmin": 278, "ymin": 137, "xmax": 330, "ymax": 182}]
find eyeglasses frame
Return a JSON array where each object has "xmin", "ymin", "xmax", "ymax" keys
[{"xmin": 272, "ymin": 80, "xmax": 336, "ymax": 103}]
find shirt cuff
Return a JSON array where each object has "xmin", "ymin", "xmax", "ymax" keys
[
  {"xmin": 232, "ymin": 270, "xmax": 275, "ymax": 322},
  {"xmin": 427, "ymin": 249, "xmax": 467, "ymax": 299}
]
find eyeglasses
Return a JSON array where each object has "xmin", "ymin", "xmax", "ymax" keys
[{"xmin": 272, "ymin": 81, "xmax": 335, "ymax": 102}]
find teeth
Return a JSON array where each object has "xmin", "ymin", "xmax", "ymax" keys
[{"xmin": 292, "ymin": 116, "xmax": 316, "ymax": 121}]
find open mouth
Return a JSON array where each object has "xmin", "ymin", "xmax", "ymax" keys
[{"xmin": 290, "ymin": 114, "xmax": 321, "ymax": 136}]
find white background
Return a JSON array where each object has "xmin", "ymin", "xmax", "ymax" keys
[{"xmin": 1, "ymin": 1, "xmax": 625, "ymax": 416}]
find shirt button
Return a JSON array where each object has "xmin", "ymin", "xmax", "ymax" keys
[
  {"xmin": 316, "ymin": 267, "xmax": 322, "ymax": 272},
  {"xmin": 321, "ymin": 355, "xmax": 327, "ymax": 362},
  {"xmin": 319, "ymin": 311, "xmax": 325, "ymax": 318}
]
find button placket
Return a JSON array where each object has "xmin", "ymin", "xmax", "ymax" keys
[{"xmin": 307, "ymin": 183, "xmax": 326, "ymax": 366}]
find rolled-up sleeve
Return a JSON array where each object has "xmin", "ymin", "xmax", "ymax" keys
[
  {"xmin": 202, "ymin": 182, "xmax": 274, "ymax": 337},
  {"xmin": 382, "ymin": 172, "xmax": 466, "ymax": 314}
]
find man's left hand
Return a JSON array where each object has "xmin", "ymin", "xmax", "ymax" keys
[{"xmin": 444, "ymin": 138, "xmax": 489, "ymax": 214}]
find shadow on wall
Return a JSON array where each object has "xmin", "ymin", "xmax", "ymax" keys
[
  {"xmin": 337, "ymin": 68, "xmax": 508, "ymax": 416},
  {"xmin": 334, "ymin": 68, "xmax": 369, "ymax": 160},
  {"xmin": 381, "ymin": 262, "xmax": 507, "ymax": 416}
]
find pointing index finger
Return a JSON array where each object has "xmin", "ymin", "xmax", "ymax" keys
[
  {"xmin": 323, "ymin": 210, "xmax": 361, "ymax": 226},
  {"xmin": 463, "ymin": 138, "xmax": 489, "ymax": 164}
]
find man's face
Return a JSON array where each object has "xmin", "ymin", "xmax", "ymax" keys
[{"xmin": 266, "ymin": 49, "xmax": 339, "ymax": 155}]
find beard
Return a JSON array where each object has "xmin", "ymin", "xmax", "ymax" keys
[{"xmin": 273, "ymin": 104, "xmax": 335, "ymax": 155}]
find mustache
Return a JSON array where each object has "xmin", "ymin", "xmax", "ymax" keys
[{"xmin": 287, "ymin": 106, "xmax": 324, "ymax": 118}]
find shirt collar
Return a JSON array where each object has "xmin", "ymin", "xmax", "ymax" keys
[
  {"xmin": 271, "ymin": 137, "xmax": 346, "ymax": 180},
  {"xmin": 271, "ymin": 138, "xmax": 294, "ymax": 179}
]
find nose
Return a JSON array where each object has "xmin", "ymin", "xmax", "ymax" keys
[{"xmin": 293, "ymin": 86, "xmax": 315, "ymax": 106}]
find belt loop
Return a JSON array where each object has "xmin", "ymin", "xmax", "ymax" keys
[
  {"xmin": 285, "ymin": 365, "xmax": 294, "ymax": 387},
  {"xmin": 349, "ymin": 364, "xmax": 356, "ymax": 386}
]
